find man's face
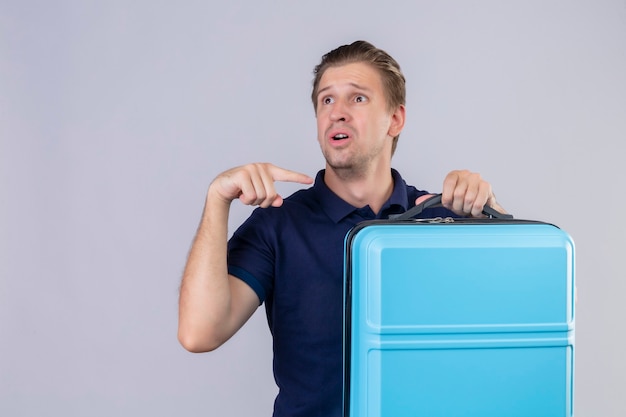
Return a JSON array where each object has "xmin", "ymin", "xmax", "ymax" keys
[{"xmin": 315, "ymin": 62, "xmax": 404, "ymax": 176}]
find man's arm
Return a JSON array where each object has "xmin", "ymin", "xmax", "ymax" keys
[
  {"xmin": 177, "ymin": 163, "xmax": 313, "ymax": 353},
  {"xmin": 177, "ymin": 189, "xmax": 259, "ymax": 353}
]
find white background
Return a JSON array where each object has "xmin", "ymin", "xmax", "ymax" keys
[{"xmin": 2, "ymin": 1, "xmax": 625, "ymax": 416}]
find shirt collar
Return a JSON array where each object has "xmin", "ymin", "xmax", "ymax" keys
[
  {"xmin": 382, "ymin": 168, "xmax": 410, "ymax": 217},
  {"xmin": 313, "ymin": 169, "xmax": 410, "ymax": 223}
]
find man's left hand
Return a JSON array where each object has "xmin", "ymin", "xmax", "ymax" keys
[{"xmin": 414, "ymin": 170, "xmax": 507, "ymax": 217}]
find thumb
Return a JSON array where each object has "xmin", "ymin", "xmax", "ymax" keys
[
  {"xmin": 414, "ymin": 193, "xmax": 436, "ymax": 206},
  {"xmin": 270, "ymin": 194, "xmax": 284, "ymax": 208}
]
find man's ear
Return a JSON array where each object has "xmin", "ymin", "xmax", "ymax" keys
[{"xmin": 388, "ymin": 104, "xmax": 406, "ymax": 137}]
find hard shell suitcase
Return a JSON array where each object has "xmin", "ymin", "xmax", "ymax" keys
[{"xmin": 343, "ymin": 195, "xmax": 575, "ymax": 417}]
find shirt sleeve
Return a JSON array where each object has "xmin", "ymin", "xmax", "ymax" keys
[{"xmin": 227, "ymin": 208, "xmax": 276, "ymax": 305}]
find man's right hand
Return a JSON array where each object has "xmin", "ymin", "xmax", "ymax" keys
[{"xmin": 210, "ymin": 163, "xmax": 314, "ymax": 208}]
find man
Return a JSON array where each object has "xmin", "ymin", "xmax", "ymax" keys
[{"xmin": 178, "ymin": 40, "xmax": 505, "ymax": 416}]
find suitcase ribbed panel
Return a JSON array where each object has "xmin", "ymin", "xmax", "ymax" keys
[{"xmin": 344, "ymin": 222, "xmax": 575, "ymax": 417}]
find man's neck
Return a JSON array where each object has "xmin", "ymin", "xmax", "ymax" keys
[{"xmin": 323, "ymin": 163, "xmax": 394, "ymax": 215}]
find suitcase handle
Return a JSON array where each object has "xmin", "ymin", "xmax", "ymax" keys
[{"xmin": 391, "ymin": 193, "xmax": 513, "ymax": 220}]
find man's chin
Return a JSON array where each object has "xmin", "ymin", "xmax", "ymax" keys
[
  {"xmin": 326, "ymin": 161, "xmax": 371, "ymax": 180},
  {"xmin": 325, "ymin": 158, "xmax": 354, "ymax": 171}
]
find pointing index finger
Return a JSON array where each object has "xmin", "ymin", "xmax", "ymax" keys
[{"xmin": 268, "ymin": 165, "xmax": 314, "ymax": 185}]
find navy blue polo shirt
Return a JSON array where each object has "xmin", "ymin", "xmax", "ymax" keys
[{"xmin": 227, "ymin": 169, "xmax": 455, "ymax": 417}]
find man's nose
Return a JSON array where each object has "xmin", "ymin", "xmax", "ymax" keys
[{"xmin": 329, "ymin": 100, "xmax": 349, "ymax": 122}]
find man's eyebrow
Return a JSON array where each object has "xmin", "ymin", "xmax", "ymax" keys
[{"xmin": 316, "ymin": 82, "xmax": 372, "ymax": 98}]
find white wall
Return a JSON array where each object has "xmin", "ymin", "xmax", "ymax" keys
[{"xmin": 2, "ymin": 1, "xmax": 625, "ymax": 415}]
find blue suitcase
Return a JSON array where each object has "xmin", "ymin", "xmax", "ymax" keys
[{"xmin": 343, "ymin": 195, "xmax": 575, "ymax": 417}]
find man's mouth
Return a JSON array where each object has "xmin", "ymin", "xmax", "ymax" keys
[{"xmin": 332, "ymin": 133, "xmax": 349, "ymax": 141}]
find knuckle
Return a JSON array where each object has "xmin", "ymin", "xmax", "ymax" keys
[
  {"xmin": 453, "ymin": 188, "xmax": 465, "ymax": 200},
  {"xmin": 266, "ymin": 190, "xmax": 278, "ymax": 201},
  {"xmin": 255, "ymin": 190, "xmax": 267, "ymax": 202},
  {"xmin": 254, "ymin": 162, "xmax": 270, "ymax": 172},
  {"xmin": 240, "ymin": 194, "xmax": 257, "ymax": 205}
]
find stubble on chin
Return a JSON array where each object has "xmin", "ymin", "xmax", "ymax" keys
[{"xmin": 323, "ymin": 150, "xmax": 371, "ymax": 181}]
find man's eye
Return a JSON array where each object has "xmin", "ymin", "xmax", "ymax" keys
[
  {"xmin": 355, "ymin": 95, "xmax": 366, "ymax": 103},
  {"xmin": 323, "ymin": 97, "xmax": 334, "ymax": 105}
]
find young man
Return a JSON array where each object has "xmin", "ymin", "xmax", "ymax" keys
[{"xmin": 178, "ymin": 40, "xmax": 505, "ymax": 416}]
